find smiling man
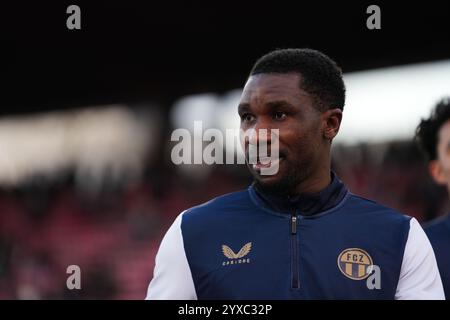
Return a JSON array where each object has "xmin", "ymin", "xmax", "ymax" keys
[{"xmin": 146, "ymin": 49, "xmax": 444, "ymax": 299}]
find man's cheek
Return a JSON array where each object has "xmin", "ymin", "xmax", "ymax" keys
[{"xmin": 443, "ymin": 161, "xmax": 450, "ymax": 179}]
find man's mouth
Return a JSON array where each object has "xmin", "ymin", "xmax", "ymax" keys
[{"xmin": 252, "ymin": 155, "xmax": 285, "ymax": 171}]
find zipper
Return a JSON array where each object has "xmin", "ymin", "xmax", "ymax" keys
[{"xmin": 291, "ymin": 211, "xmax": 299, "ymax": 289}]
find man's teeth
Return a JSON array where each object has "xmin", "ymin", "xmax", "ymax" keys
[{"xmin": 259, "ymin": 157, "xmax": 272, "ymax": 164}]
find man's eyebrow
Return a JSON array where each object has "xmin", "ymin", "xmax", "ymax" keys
[
  {"xmin": 265, "ymin": 100, "xmax": 295, "ymax": 109},
  {"xmin": 238, "ymin": 103, "xmax": 250, "ymax": 113}
]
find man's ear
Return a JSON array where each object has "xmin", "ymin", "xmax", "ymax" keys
[
  {"xmin": 429, "ymin": 160, "xmax": 448, "ymax": 186},
  {"xmin": 322, "ymin": 108, "xmax": 343, "ymax": 140}
]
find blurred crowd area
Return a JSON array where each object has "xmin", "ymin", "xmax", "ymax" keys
[{"xmin": 0, "ymin": 137, "xmax": 448, "ymax": 299}]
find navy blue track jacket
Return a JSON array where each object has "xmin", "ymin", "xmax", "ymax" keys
[
  {"xmin": 425, "ymin": 214, "xmax": 450, "ymax": 299},
  {"xmin": 147, "ymin": 173, "xmax": 444, "ymax": 299}
]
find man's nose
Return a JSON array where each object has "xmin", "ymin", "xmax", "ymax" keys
[{"xmin": 248, "ymin": 120, "xmax": 272, "ymax": 146}]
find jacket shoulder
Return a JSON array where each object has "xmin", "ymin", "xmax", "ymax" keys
[
  {"xmin": 182, "ymin": 189, "xmax": 255, "ymax": 219},
  {"xmin": 424, "ymin": 214, "xmax": 450, "ymax": 239},
  {"xmin": 345, "ymin": 193, "xmax": 412, "ymax": 223}
]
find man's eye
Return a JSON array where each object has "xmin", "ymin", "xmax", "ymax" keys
[
  {"xmin": 274, "ymin": 111, "xmax": 287, "ymax": 120},
  {"xmin": 241, "ymin": 113, "xmax": 255, "ymax": 122}
]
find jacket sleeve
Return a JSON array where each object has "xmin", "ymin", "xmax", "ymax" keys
[
  {"xmin": 395, "ymin": 218, "xmax": 445, "ymax": 299},
  {"xmin": 146, "ymin": 212, "xmax": 197, "ymax": 300}
]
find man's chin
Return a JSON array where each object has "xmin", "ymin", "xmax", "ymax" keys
[
  {"xmin": 253, "ymin": 172, "xmax": 282, "ymax": 185},
  {"xmin": 250, "ymin": 169, "xmax": 289, "ymax": 192},
  {"xmin": 248, "ymin": 164, "xmax": 299, "ymax": 194}
]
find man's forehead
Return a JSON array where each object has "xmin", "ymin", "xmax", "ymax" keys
[
  {"xmin": 242, "ymin": 73, "xmax": 301, "ymax": 94},
  {"xmin": 239, "ymin": 73, "xmax": 311, "ymax": 107}
]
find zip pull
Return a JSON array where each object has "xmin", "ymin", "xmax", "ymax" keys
[{"xmin": 291, "ymin": 215, "xmax": 297, "ymax": 234}]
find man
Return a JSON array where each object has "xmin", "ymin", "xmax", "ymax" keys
[
  {"xmin": 147, "ymin": 49, "xmax": 444, "ymax": 299},
  {"xmin": 415, "ymin": 97, "xmax": 450, "ymax": 299}
]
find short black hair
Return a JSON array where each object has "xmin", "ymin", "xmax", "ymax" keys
[
  {"xmin": 250, "ymin": 48, "xmax": 346, "ymax": 111},
  {"xmin": 415, "ymin": 97, "xmax": 450, "ymax": 161}
]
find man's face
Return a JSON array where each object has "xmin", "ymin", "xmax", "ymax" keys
[
  {"xmin": 238, "ymin": 73, "xmax": 328, "ymax": 193},
  {"xmin": 431, "ymin": 120, "xmax": 450, "ymax": 192}
]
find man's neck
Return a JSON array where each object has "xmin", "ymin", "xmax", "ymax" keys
[
  {"xmin": 291, "ymin": 168, "xmax": 331, "ymax": 195},
  {"xmin": 252, "ymin": 170, "xmax": 347, "ymax": 215}
]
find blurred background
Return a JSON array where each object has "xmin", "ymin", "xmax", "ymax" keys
[{"xmin": 3, "ymin": 1, "xmax": 450, "ymax": 299}]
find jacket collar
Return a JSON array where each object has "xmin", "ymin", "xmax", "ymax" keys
[{"xmin": 250, "ymin": 171, "xmax": 348, "ymax": 216}]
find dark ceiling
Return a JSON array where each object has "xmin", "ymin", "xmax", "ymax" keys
[{"xmin": 8, "ymin": 1, "xmax": 450, "ymax": 115}]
